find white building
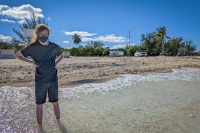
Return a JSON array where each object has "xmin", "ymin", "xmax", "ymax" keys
[
  {"xmin": 110, "ymin": 49, "xmax": 124, "ymax": 56},
  {"xmin": 0, "ymin": 49, "xmax": 15, "ymax": 59},
  {"xmin": 134, "ymin": 50, "xmax": 147, "ymax": 57}
]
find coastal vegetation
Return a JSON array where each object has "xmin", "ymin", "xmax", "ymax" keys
[{"xmin": 1, "ymin": 14, "xmax": 198, "ymax": 56}]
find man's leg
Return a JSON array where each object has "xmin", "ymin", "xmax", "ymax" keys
[
  {"xmin": 52, "ymin": 102, "xmax": 60, "ymax": 122},
  {"xmin": 36, "ymin": 104, "xmax": 43, "ymax": 128}
]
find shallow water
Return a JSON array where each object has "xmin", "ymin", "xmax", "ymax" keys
[{"xmin": 0, "ymin": 68, "xmax": 200, "ymax": 133}]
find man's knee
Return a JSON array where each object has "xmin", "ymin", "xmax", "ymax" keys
[
  {"xmin": 37, "ymin": 104, "xmax": 43, "ymax": 108},
  {"xmin": 52, "ymin": 102, "xmax": 59, "ymax": 106},
  {"xmin": 52, "ymin": 101, "xmax": 58, "ymax": 104}
]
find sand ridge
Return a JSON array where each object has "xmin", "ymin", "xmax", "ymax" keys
[{"xmin": 0, "ymin": 56, "xmax": 200, "ymax": 87}]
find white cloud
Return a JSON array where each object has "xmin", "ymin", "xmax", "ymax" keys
[
  {"xmin": 47, "ymin": 17, "xmax": 51, "ymax": 20},
  {"xmin": 81, "ymin": 37, "xmax": 93, "ymax": 42},
  {"xmin": 0, "ymin": 5, "xmax": 9, "ymax": 11},
  {"xmin": 0, "ymin": 34, "xmax": 12, "ymax": 42},
  {"xmin": 1, "ymin": 18, "xmax": 15, "ymax": 23},
  {"xmin": 110, "ymin": 43, "xmax": 135, "ymax": 49},
  {"xmin": 82, "ymin": 34, "xmax": 126, "ymax": 43},
  {"xmin": 103, "ymin": 45, "xmax": 109, "ymax": 48},
  {"xmin": 64, "ymin": 30, "xmax": 126, "ymax": 43},
  {"xmin": 65, "ymin": 46, "xmax": 73, "ymax": 49},
  {"xmin": 110, "ymin": 44, "xmax": 127, "ymax": 49},
  {"xmin": 80, "ymin": 43, "xmax": 87, "ymax": 46},
  {"xmin": 97, "ymin": 34, "xmax": 126, "ymax": 43},
  {"xmin": 130, "ymin": 43, "xmax": 136, "ymax": 46},
  {"xmin": 18, "ymin": 19, "xmax": 27, "ymax": 24},
  {"xmin": 63, "ymin": 41, "xmax": 69, "ymax": 44},
  {"xmin": 65, "ymin": 31, "xmax": 97, "ymax": 37},
  {"xmin": 0, "ymin": 4, "xmax": 44, "ymax": 20}
]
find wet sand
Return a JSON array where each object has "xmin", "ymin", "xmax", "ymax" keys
[
  {"xmin": 0, "ymin": 69, "xmax": 200, "ymax": 133},
  {"xmin": 0, "ymin": 56, "xmax": 200, "ymax": 87},
  {"xmin": 0, "ymin": 57, "xmax": 200, "ymax": 133}
]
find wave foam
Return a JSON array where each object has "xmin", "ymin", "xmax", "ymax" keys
[
  {"xmin": 59, "ymin": 68, "xmax": 200, "ymax": 98},
  {"xmin": 1, "ymin": 68, "xmax": 199, "ymax": 98}
]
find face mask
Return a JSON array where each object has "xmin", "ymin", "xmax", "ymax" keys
[{"xmin": 38, "ymin": 36, "xmax": 48, "ymax": 43}]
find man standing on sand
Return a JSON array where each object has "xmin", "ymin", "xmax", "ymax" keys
[{"xmin": 15, "ymin": 24, "xmax": 64, "ymax": 128}]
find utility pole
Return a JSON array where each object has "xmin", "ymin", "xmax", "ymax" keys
[{"xmin": 184, "ymin": 39, "xmax": 186, "ymax": 55}]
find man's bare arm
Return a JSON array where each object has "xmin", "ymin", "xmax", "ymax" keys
[
  {"xmin": 55, "ymin": 53, "xmax": 64, "ymax": 66},
  {"xmin": 15, "ymin": 51, "xmax": 34, "ymax": 64}
]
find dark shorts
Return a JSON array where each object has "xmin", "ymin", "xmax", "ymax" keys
[{"xmin": 35, "ymin": 81, "xmax": 59, "ymax": 104}]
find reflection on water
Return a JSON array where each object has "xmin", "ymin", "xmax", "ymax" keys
[
  {"xmin": 0, "ymin": 87, "xmax": 36, "ymax": 132},
  {"xmin": 0, "ymin": 68, "xmax": 200, "ymax": 133},
  {"xmin": 37, "ymin": 122, "xmax": 68, "ymax": 133},
  {"xmin": 58, "ymin": 122, "xmax": 68, "ymax": 133}
]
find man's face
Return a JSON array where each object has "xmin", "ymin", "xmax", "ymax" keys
[{"xmin": 38, "ymin": 30, "xmax": 49, "ymax": 37}]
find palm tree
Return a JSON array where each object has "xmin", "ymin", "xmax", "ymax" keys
[
  {"xmin": 72, "ymin": 33, "xmax": 81, "ymax": 45},
  {"xmin": 167, "ymin": 37, "xmax": 183, "ymax": 56},
  {"xmin": 13, "ymin": 13, "xmax": 48, "ymax": 44},
  {"xmin": 154, "ymin": 26, "xmax": 170, "ymax": 55},
  {"xmin": 141, "ymin": 32, "xmax": 157, "ymax": 55},
  {"xmin": 185, "ymin": 40, "xmax": 196, "ymax": 55}
]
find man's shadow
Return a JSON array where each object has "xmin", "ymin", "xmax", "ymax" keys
[
  {"xmin": 58, "ymin": 122, "xmax": 68, "ymax": 133},
  {"xmin": 38, "ymin": 127, "xmax": 47, "ymax": 133}
]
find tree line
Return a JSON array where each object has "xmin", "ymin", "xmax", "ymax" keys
[
  {"xmin": 70, "ymin": 26, "xmax": 197, "ymax": 56},
  {"xmin": 1, "ymin": 14, "xmax": 199, "ymax": 56},
  {"xmin": 140, "ymin": 26, "xmax": 196, "ymax": 56}
]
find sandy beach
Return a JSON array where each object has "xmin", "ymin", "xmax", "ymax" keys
[
  {"xmin": 0, "ymin": 56, "xmax": 200, "ymax": 87},
  {"xmin": 0, "ymin": 67, "xmax": 200, "ymax": 133},
  {"xmin": 1, "ymin": 57, "xmax": 200, "ymax": 132}
]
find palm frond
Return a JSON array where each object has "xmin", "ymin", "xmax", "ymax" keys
[{"xmin": 12, "ymin": 13, "xmax": 47, "ymax": 43}]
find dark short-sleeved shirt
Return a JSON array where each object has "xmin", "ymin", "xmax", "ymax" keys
[{"xmin": 21, "ymin": 41, "xmax": 62, "ymax": 82}]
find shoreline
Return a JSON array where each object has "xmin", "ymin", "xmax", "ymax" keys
[
  {"xmin": 0, "ymin": 56, "xmax": 200, "ymax": 88},
  {"xmin": 1, "ymin": 68, "xmax": 200, "ymax": 132}
]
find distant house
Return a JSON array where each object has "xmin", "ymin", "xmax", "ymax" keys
[
  {"xmin": 110, "ymin": 49, "xmax": 124, "ymax": 56},
  {"xmin": 0, "ymin": 49, "xmax": 15, "ymax": 59},
  {"xmin": 134, "ymin": 50, "xmax": 147, "ymax": 57},
  {"xmin": 63, "ymin": 51, "xmax": 70, "ymax": 58}
]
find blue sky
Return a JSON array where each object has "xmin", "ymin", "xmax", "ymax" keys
[{"xmin": 0, "ymin": 0, "xmax": 200, "ymax": 51}]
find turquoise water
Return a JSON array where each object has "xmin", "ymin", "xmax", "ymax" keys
[{"xmin": 0, "ymin": 68, "xmax": 200, "ymax": 133}]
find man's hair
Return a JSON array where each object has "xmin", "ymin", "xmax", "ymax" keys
[{"xmin": 31, "ymin": 24, "xmax": 51, "ymax": 44}]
